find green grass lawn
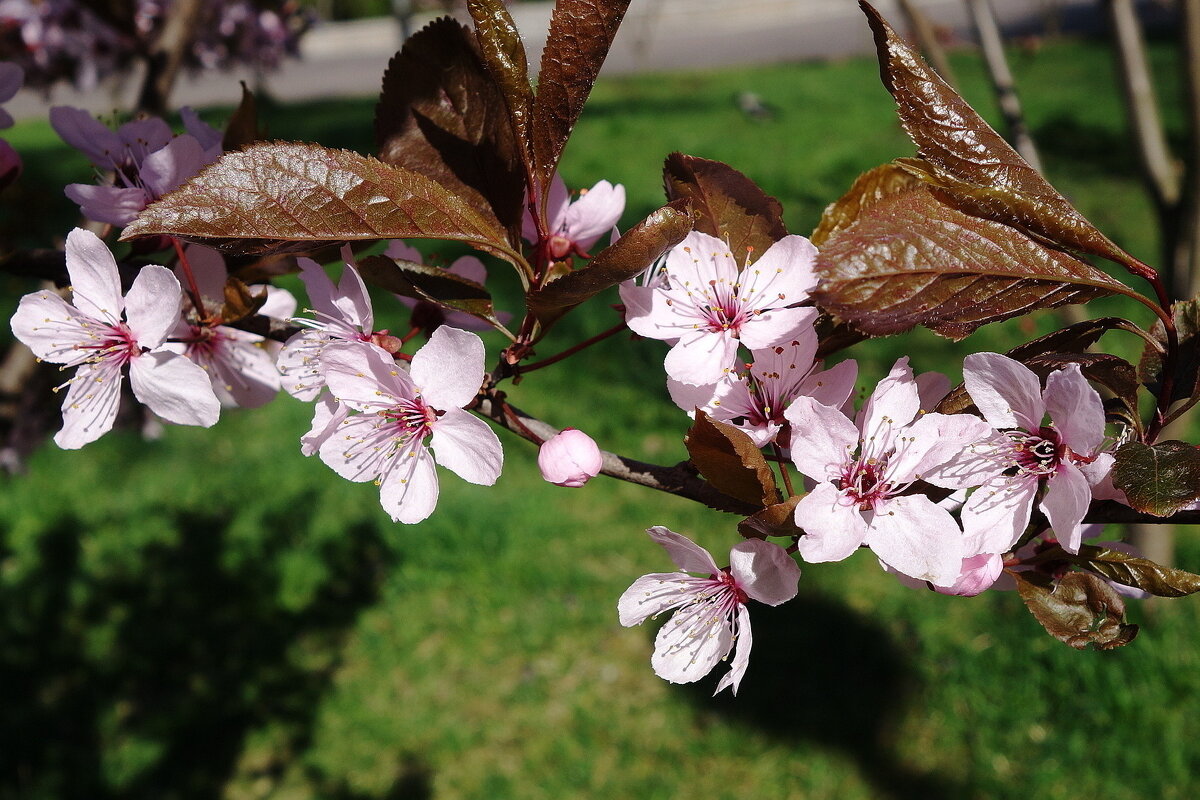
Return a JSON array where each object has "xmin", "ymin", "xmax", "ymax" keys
[{"xmin": 3, "ymin": 32, "xmax": 1200, "ymax": 800}]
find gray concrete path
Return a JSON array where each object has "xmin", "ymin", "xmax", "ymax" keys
[{"xmin": 7, "ymin": 0, "xmax": 1101, "ymax": 121}]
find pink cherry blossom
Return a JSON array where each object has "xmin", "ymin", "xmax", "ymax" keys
[
  {"xmin": 163, "ymin": 246, "xmax": 296, "ymax": 408},
  {"xmin": 939, "ymin": 353, "xmax": 1112, "ymax": 555},
  {"xmin": 522, "ymin": 173, "xmax": 625, "ymax": 259},
  {"xmin": 538, "ymin": 428, "xmax": 604, "ymax": 487},
  {"xmin": 624, "ymin": 231, "xmax": 820, "ymax": 386},
  {"xmin": 785, "ymin": 358, "xmax": 992, "ymax": 586},
  {"xmin": 316, "ymin": 328, "xmax": 503, "ymax": 524},
  {"xmin": 9, "ymin": 227, "xmax": 219, "ymax": 448},
  {"xmin": 667, "ymin": 324, "xmax": 858, "ymax": 447},
  {"xmin": 52, "ymin": 106, "xmax": 221, "ymax": 227},
  {"xmin": 278, "ymin": 253, "xmax": 390, "ymax": 402},
  {"xmin": 0, "ymin": 62, "xmax": 23, "ymax": 130},
  {"xmin": 618, "ymin": 526, "xmax": 800, "ymax": 695}
]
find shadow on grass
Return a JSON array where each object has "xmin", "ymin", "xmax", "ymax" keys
[
  {"xmin": 681, "ymin": 593, "xmax": 965, "ymax": 800},
  {"xmin": 0, "ymin": 505, "xmax": 430, "ymax": 800}
]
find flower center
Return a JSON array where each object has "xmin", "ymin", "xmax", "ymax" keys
[
  {"xmin": 1006, "ymin": 427, "xmax": 1063, "ymax": 477},
  {"xmin": 838, "ymin": 458, "xmax": 890, "ymax": 510},
  {"xmin": 547, "ymin": 234, "xmax": 574, "ymax": 260},
  {"xmin": 381, "ymin": 398, "xmax": 437, "ymax": 444}
]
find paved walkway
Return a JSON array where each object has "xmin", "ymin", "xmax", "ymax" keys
[{"xmin": 7, "ymin": 0, "xmax": 1102, "ymax": 121}]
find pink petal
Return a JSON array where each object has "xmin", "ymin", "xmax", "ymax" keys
[
  {"xmin": 857, "ymin": 357, "xmax": 920, "ymax": 451},
  {"xmin": 50, "ymin": 107, "xmax": 125, "ymax": 168},
  {"xmin": 301, "ymin": 394, "xmax": 346, "ymax": 457},
  {"xmin": 429, "ymin": 407, "xmax": 503, "ymax": 485},
  {"xmin": 622, "ymin": 286, "xmax": 680, "ymax": 343},
  {"xmin": 410, "ymin": 325, "xmax": 485, "ymax": 410},
  {"xmin": 384, "ymin": 240, "xmax": 423, "ymax": 264},
  {"xmin": 64, "ymin": 184, "xmax": 146, "ymax": 227},
  {"xmin": 665, "ymin": 231, "xmax": 739, "ymax": 287},
  {"xmin": 64, "ymin": 227, "xmax": 124, "ymax": 324},
  {"xmin": 963, "ymin": 352, "xmax": 1045, "ymax": 431},
  {"xmin": 180, "ymin": 245, "xmax": 228, "ymax": 301},
  {"xmin": 1080, "ymin": 452, "xmax": 1124, "ymax": 502},
  {"xmin": 448, "ymin": 255, "xmax": 487, "ymax": 284},
  {"xmin": 729, "ymin": 539, "xmax": 800, "ymax": 606},
  {"xmin": 259, "ymin": 285, "xmax": 297, "ymax": 320},
  {"xmin": 921, "ymin": 431, "xmax": 1009, "ymax": 490},
  {"xmin": 915, "ymin": 370, "xmax": 951, "ymax": 411},
  {"xmin": 537, "ymin": 428, "xmax": 603, "ymax": 487},
  {"xmin": 739, "ymin": 234, "xmax": 819, "ymax": 307},
  {"xmin": 317, "ymin": 415, "xmax": 393, "ymax": 482},
  {"xmin": 664, "ymin": 329, "xmax": 739, "ymax": 386},
  {"xmin": 1042, "ymin": 460, "xmax": 1092, "ymax": 553},
  {"xmin": 666, "ymin": 377, "xmax": 722, "ymax": 418},
  {"xmin": 0, "ymin": 63, "xmax": 23, "ymax": 105},
  {"xmin": 784, "ymin": 396, "xmax": 858, "ymax": 482},
  {"xmin": 378, "ymin": 445, "xmax": 440, "ymax": 524},
  {"xmin": 321, "ymin": 341, "xmax": 413, "ymax": 410},
  {"xmin": 794, "ymin": 482, "xmax": 868, "ymax": 563},
  {"xmin": 648, "ymin": 526, "xmax": 721, "ymax": 574},
  {"xmin": 961, "ymin": 474, "xmax": 1038, "ymax": 555},
  {"xmin": 10, "ymin": 290, "xmax": 93, "ymax": 363},
  {"xmin": 124, "ymin": 265, "xmax": 182, "ymax": 348},
  {"xmin": 798, "ymin": 358, "xmax": 859, "ymax": 410},
  {"xmin": 885, "ymin": 411, "xmax": 991, "ymax": 484},
  {"xmin": 864, "ymin": 494, "xmax": 965, "ymax": 586},
  {"xmin": 205, "ymin": 330, "xmax": 282, "ymax": 408},
  {"xmin": 117, "ymin": 117, "xmax": 173, "ymax": 156},
  {"xmin": 618, "ymin": 572, "xmax": 694, "ymax": 626},
  {"xmin": 1043, "ymin": 364, "xmax": 1105, "ymax": 454},
  {"xmin": 714, "ymin": 603, "xmax": 752, "ymax": 695},
  {"xmin": 650, "ymin": 598, "xmax": 733, "ymax": 685},
  {"xmin": 561, "ymin": 179, "xmax": 626, "ymax": 248},
  {"xmin": 179, "ymin": 106, "xmax": 224, "ymax": 159},
  {"xmin": 738, "ymin": 306, "xmax": 817, "ymax": 351},
  {"xmin": 934, "ymin": 552, "xmax": 1004, "ymax": 596},
  {"xmin": 139, "ymin": 135, "xmax": 207, "ymax": 198},
  {"xmin": 543, "ymin": 172, "xmax": 571, "ymax": 233},
  {"xmin": 277, "ymin": 331, "xmax": 328, "ymax": 401},
  {"xmin": 334, "ymin": 259, "xmax": 373, "ymax": 331},
  {"xmin": 297, "ymin": 258, "xmax": 340, "ymax": 318},
  {"xmin": 53, "ymin": 358, "xmax": 124, "ymax": 449},
  {"xmin": 128, "ymin": 350, "xmax": 220, "ymax": 427}
]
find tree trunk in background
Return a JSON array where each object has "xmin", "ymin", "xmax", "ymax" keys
[
  {"xmin": 1179, "ymin": 0, "xmax": 1200, "ymax": 299},
  {"xmin": 137, "ymin": 0, "xmax": 207, "ymax": 116},
  {"xmin": 898, "ymin": 0, "xmax": 959, "ymax": 87}
]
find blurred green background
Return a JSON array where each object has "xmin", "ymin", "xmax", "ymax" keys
[{"xmin": 3, "ymin": 32, "xmax": 1200, "ymax": 800}]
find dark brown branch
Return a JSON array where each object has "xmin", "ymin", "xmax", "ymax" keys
[{"xmin": 474, "ymin": 396, "xmax": 759, "ymax": 515}]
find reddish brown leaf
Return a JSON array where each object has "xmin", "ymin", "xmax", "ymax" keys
[
  {"xmin": 664, "ymin": 152, "xmax": 788, "ymax": 259},
  {"xmin": 810, "ymin": 162, "xmax": 921, "ymax": 248},
  {"xmin": 222, "ymin": 82, "xmax": 266, "ymax": 152},
  {"xmin": 527, "ymin": 200, "xmax": 691, "ymax": 327},
  {"xmin": 861, "ymin": 2, "xmax": 1142, "ymax": 275},
  {"xmin": 1071, "ymin": 544, "xmax": 1200, "ymax": 598},
  {"xmin": 1113, "ymin": 441, "xmax": 1200, "ymax": 517},
  {"xmin": 375, "ymin": 17, "xmax": 525, "ymax": 235},
  {"xmin": 120, "ymin": 143, "xmax": 526, "ymax": 270},
  {"xmin": 1014, "ymin": 571, "xmax": 1139, "ymax": 651},
  {"xmin": 737, "ymin": 496, "xmax": 802, "ymax": 539},
  {"xmin": 531, "ymin": 0, "xmax": 631, "ymax": 195},
  {"xmin": 1139, "ymin": 296, "xmax": 1200, "ymax": 406},
  {"xmin": 358, "ymin": 254, "xmax": 505, "ymax": 331},
  {"xmin": 685, "ymin": 411, "xmax": 780, "ymax": 509},
  {"xmin": 219, "ymin": 277, "xmax": 266, "ymax": 324},
  {"xmin": 813, "ymin": 185, "xmax": 1133, "ymax": 340}
]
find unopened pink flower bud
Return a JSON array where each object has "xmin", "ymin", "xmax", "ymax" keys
[{"xmin": 538, "ymin": 428, "xmax": 603, "ymax": 487}]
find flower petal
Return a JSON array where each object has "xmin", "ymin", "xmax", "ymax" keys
[
  {"xmin": 1042, "ymin": 460, "xmax": 1092, "ymax": 554},
  {"xmin": 729, "ymin": 539, "xmax": 800, "ymax": 606},
  {"xmin": 963, "ymin": 352, "xmax": 1045, "ymax": 431},
  {"xmin": 10, "ymin": 289, "xmax": 94, "ymax": 363},
  {"xmin": 647, "ymin": 526, "xmax": 721, "ymax": 574},
  {"xmin": 739, "ymin": 234, "xmax": 819, "ymax": 308},
  {"xmin": 321, "ymin": 341, "xmax": 413, "ymax": 411},
  {"xmin": 430, "ymin": 407, "xmax": 503, "ymax": 486},
  {"xmin": 961, "ymin": 474, "xmax": 1038, "ymax": 555},
  {"xmin": 618, "ymin": 572, "xmax": 694, "ymax": 626},
  {"xmin": 124, "ymin": 265, "xmax": 182, "ymax": 348},
  {"xmin": 794, "ymin": 482, "xmax": 868, "ymax": 563},
  {"xmin": 738, "ymin": 306, "xmax": 818, "ymax": 351},
  {"xmin": 53, "ymin": 358, "xmax": 124, "ymax": 449},
  {"xmin": 865, "ymin": 494, "xmax": 965, "ymax": 586},
  {"xmin": 64, "ymin": 184, "xmax": 146, "ymax": 227},
  {"xmin": 1043, "ymin": 364, "xmax": 1105, "ymax": 454},
  {"xmin": 139, "ymin": 135, "xmax": 207, "ymax": 197},
  {"xmin": 784, "ymin": 396, "xmax": 858, "ymax": 482},
  {"xmin": 650, "ymin": 597, "xmax": 733, "ymax": 685},
  {"xmin": 410, "ymin": 326, "xmax": 485, "ymax": 410},
  {"xmin": 561, "ymin": 179, "xmax": 626, "ymax": 248},
  {"xmin": 301, "ymin": 394, "xmax": 347, "ymax": 457},
  {"xmin": 50, "ymin": 107, "xmax": 125, "ymax": 169},
  {"xmin": 128, "ymin": 350, "xmax": 220, "ymax": 427},
  {"xmin": 378, "ymin": 444, "xmax": 440, "ymax": 524},
  {"xmin": 713, "ymin": 603, "xmax": 752, "ymax": 695},
  {"xmin": 64, "ymin": 228, "xmax": 124, "ymax": 324},
  {"xmin": 857, "ymin": 357, "xmax": 920, "ymax": 452},
  {"xmin": 664, "ymin": 329, "xmax": 739, "ymax": 386}
]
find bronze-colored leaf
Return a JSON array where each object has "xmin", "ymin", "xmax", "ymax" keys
[
  {"xmin": 1013, "ymin": 570, "xmax": 1139, "ymax": 650},
  {"xmin": 375, "ymin": 17, "xmax": 526, "ymax": 237},
  {"xmin": 466, "ymin": 0, "xmax": 534, "ymax": 157},
  {"xmin": 685, "ymin": 411, "xmax": 780, "ymax": 509},
  {"xmin": 222, "ymin": 82, "xmax": 266, "ymax": 152},
  {"xmin": 1112, "ymin": 440, "xmax": 1200, "ymax": 517},
  {"xmin": 220, "ymin": 276, "xmax": 267, "ymax": 324},
  {"xmin": 531, "ymin": 0, "xmax": 631, "ymax": 195},
  {"xmin": 358, "ymin": 254, "xmax": 504, "ymax": 330},
  {"xmin": 813, "ymin": 184, "xmax": 1133, "ymax": 340},
  {"xmin": 1139, "ymin": 296, "xmax": 1200, "ymax": 405},
  {"xmin": 810, "ymin": 162, "xmax": 921, "ymax": 248},
  {"xmin": 1022, "ymin": 353, "xmax": 1140, "ymax": 412},
  {"xmin": 1072, "ymin": 544, "xmax": 1200, "ymax": 598},
  {"xmin": 120, "ymin": 143, "xmax": 527, "ymax": 270},
  {"xmin": 737, "ymin": 496, "xmax": 802, "ymax": 539},
  {"xmin": 526, "ymin": 200, "xmax": 691, "ymax": 327},
  {"xmin": 664, "ymin": 152, "xmax": 788, "ymax": 259},
  {"xmin": 860, "ymin": 1, "xmax": 1141, "ymax": 273}
]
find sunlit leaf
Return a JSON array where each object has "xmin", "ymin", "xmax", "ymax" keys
[
  {"xmin": 685, "ymin": 411, "xmax": 780, "ymax": 509},
  {"xmin": 1072, "ymin": 544, "xmax": 1200, "ymax": 598},
  {"xmin": 664, "ymin": 152, "xmax": 788, "ymax": 259},
  {"xmin": 527, "ymin": 200, "xmax": 691, "ymax": 326},
  {"xmin": 121, "ymin": 143, "xmax": 526, "ymax": 270},
  {"xmin": 531, "ymin": 0, "xmax": 631, "ymax": 195},
  {"xmin": 737, "ymin": 496, "xmax": 802, "ymax": 539},
  {"xmin": 219, "ymin": 276, "xmax": 266, "ymax": 325},
  {"xmin": 1113, "ymin": 440, "xmax": 1200, "ymax": 517},
  {"xmin": 810, "ymin": 162, "xmax": 920, "ymax": 247},
  {"xmin": 1013, "ymin": 570, "xmax": 1138, "ymax": 650},
  {"xmin": 375, "ymin": 17, "xmax": 525, "ymax": 235},
  {"xmin": 358, "ymin": 254, "xmax": 504, "ymax": 330},
  {"xmin": 861, "ymin": 1, "xmax": 1143, "ymax": 275},
  {"xmin": 222, "ymin": 82, "xmax": 266, "ymax": 152},
  {"xmin": 813, "ymin": 185, "xmax": 1130, "ymax": 340}
]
